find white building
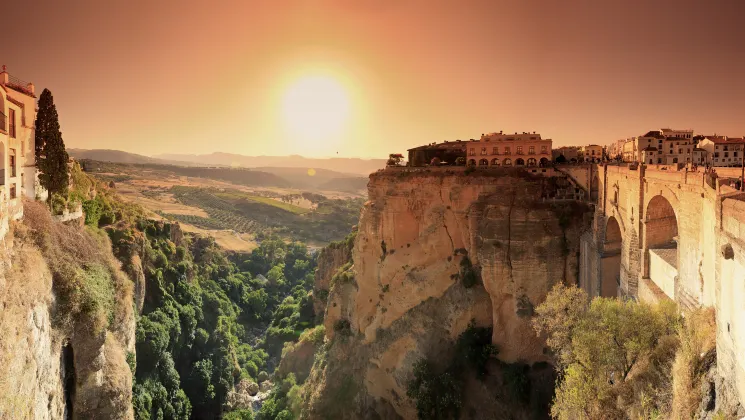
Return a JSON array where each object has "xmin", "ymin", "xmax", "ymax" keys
[
  {"xmin": 0, "ymin": 66, "xmax": 40, "ymax": 223},
  {"xmin": 698, "ymin": 135, "xmax": 745, "ymax": 167},
  {"xmin": 634, "ymin": 128, "xmax": 696, "ymax": 164}
]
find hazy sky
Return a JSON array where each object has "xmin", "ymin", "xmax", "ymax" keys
[{"xmin": 4, "ymin": 0, "xmax": 745, "ymax": 158}]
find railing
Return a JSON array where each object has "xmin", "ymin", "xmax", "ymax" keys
[{"xmin": 5, "ymin": 74, "xmax": 33, "ymax": 95}]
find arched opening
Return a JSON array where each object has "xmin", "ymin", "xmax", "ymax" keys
[
  {"xmin": 540, "ymin": 157, "xmax": 549, "ymax": 167},
  {"xmin": 479, "ymin": 158, "xmax": 488, "ymax": 166},
  {"xmin": 491, "ymin": 158, "xmax": 500, "ymax": 166},
  {"xmin": 644, "ymin": 195, "xmax": 679, "ymax": 298},
  {"xmin": 527, "ymin": 158, "xmax": 537, "ymax": 166},
  {"xmin": 570, "ymin": 158, "xmax": 577, "ymax": 163},
  {"xmin": 468, "ymin": 159, "xmax": 476, "ymax": 166},
  {"xmin": 503, "ymin": 158, "xmax": 512, "ymax": 166},
  {"xmin": 62, "ymin": 343, "xmax": 76, "ymax": 420},
  {"xmin": 515, "ymin": 158, "xmax": 525, "ymax": 166},
  {"xmin": 601, "ymin": 216, "xmax": 623, "ymax": 297}
]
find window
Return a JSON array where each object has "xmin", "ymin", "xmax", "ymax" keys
[
  {"xmin": 725, "ymin": 152, "xmax": 729, "ymax": 158},
  {"xmin": 504, "ymin": 146, "xmax": 511, "ymax": 154},
  {"xmin": 9, "ymin": 149, "xmax": 16, "ymax": 178},
  {"xmin": 492, "ymin": 147, "xmax": 498, "ymax": 155},
  {"xmin": 8, "ymin": 109, "xmax": 16, "ymax": 139},
  {"xmin": 9, "ymin": 185, "xmax": 16, "ymax": 199},
  {"xmin": 517, "ymin": 146, "xmax": 523, "ymax": 155},
  {"xmin": 469, "ymin": 148, "xmax": 475, "ymax": 156},
  {"xmin": 529, "ymin": 146, "xmax": 535, "ymax": 154},
  {"xmin": 503, "ymin": 158, "xmax": 512, "ymax": 166},
  {"xmin": 541, "ymin": 145, "xmax": 547, "ymax": 153},
  {"xmin": 715, "ymin": 152, "xmax": 720, "ymax": 157},
  {"xmin": 481, "ymin": 147, "xmax": 487, "ymax": 155}
]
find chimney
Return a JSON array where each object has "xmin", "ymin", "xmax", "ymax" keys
[{"xmin": 0, "ymin": 65, "xmax": 7, "ymax": 85}]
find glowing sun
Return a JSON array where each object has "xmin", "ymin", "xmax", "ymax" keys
[{"xmin": 281, "ymin": 75, "xmax": 350, "ymax": 144}]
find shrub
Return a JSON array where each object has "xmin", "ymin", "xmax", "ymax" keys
[
  {"xmin": 454, "ymin": 320, "xmax": 496, "ymax": 378},
  {"xmin": 82, "ymin": 198, "xmax": 103, "ymax": 226},
  {"xmin": 333, "ymin": 319, "xmax": 351, "ymax": 336},
  {"xmin": 50, "ymin": 193, "xmax": 67, "ymax": 215},
  {"xmin": 458, "ymin": 257, "xmax": 478, "ymax": 288},
  {"xmin": 406, "ymin": 359, "xmax": 463, "ymax": 420}
]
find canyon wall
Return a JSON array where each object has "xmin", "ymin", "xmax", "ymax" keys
[
  {"xmin": 305, "ymin": 169, "xmax": 593, "ymax": 419},
  {"xmin": 0, "ymin": 209, "xmax": 135, "ymax": 420}
]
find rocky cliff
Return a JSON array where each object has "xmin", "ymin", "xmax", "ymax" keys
[
  {"xmin": 0, "ymin": 201, "xmax": 135, "ymax": 419},
  {"xmin": 303, "ymin": 169, "xmax": 593, "ymax": 419}
]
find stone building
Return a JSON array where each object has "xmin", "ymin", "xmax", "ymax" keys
[
  {"xmin": 699, "ymin": 135, "xmax": 745, "ymax": 167},
  {"xmin": 0, "ymin": 66, "xmax": 39, "ymax": 226},
  {"xmin": 467, "ymin": 131, "xmax": 552, "ymax": 167},
  {"xmin": 580, "ymin": 144, "xmax": 603, "ymax": 162}
]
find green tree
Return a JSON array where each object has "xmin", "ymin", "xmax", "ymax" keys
[
  {"xmin": 533, "ymin": 284, "xmax": 680, "ymax": 419},
  {"xmin": 35, "ymin": 89, "xmax": 70, "ymax": 197}
]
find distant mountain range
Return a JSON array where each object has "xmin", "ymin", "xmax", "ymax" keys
[
  {"xmin": 68, "ymin": 149, "xmax": 386, "ymax": 176},
  {"xmin": 154, "ymin": 152, "xmax": 386, "ymax": 175}
]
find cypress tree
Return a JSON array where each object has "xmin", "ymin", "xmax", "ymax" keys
[{"xmin": 35, "ymin": 89, "xmax": 69, "ymax": 197}]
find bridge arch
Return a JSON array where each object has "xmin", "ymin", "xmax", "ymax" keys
[
  {"xmin": 643, "ymin": 195, "xmax": 679, "ymax": 295},
  {"xmin": 601, "ymin": 216, "xmax": 623, "ymax": 297}
]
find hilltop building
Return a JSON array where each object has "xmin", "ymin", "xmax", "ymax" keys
[
  {"xmin": 0, "ymin": 66, "xmax": 40, "ymax": 224},
  {"xmin": 580, "ymin": 144, "xmax": 603, "ymax": 163},
  {"xmin": 698, "ymin": 136, "xmax": 745, "ymax": 167},
  {"xmin": 467, "ymin": 131, "xmax": 552, "ymax": 167}
]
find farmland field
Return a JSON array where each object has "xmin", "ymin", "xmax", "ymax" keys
[{"xmin": 84, "ymin": 159, "xmax": 365, "ymax": 245}]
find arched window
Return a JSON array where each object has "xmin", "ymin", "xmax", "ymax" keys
[
  {"xmin": 479, "ymin": 159, "xmax": 488, "ymax": 166},
  {"xmin": 539, "ymin": 157, "xmax": 549, "ymax": 167},
  {"xmin": 468, "ymin": 159, "xmax": 476, "ymax": 166},
  {"xmin": 527, "ymin": 158, "xmax": 537, "ymax": 166},
  {"xmin": 503, "ymin": 158, "xmax": 512, "ymax": 166},
  {"xmin": 515, "ymin": 158, "xmax": 525, "ymax": 166},
  {"xmin": 491, "ymin": 158, "xmax": 500, "ymax": 166}
]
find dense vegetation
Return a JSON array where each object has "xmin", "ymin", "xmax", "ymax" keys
[
  {"xmin": 164, "ymin": 186, "xmax": 363, "ymax": 243},
  {"xmin": 63, "ymin": 166, "xmax": 324, "ymax": 419},
  {"xmin": 120, "ymin": 227, "xmax": 318, "ymax": 419},
  {"xmin": 406, "ymin": 321, "xmax": 497, "ymax": 419},
  {"xmin": 533, "ymin": 284, "xmax": 717, "ymax": 419}
]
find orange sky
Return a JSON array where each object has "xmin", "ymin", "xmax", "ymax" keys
[{"xmin": 4, "ymin": 0, "xmax": 745, "ymax": 158}]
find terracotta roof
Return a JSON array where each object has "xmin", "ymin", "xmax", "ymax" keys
[{"xmin": 704, "ymin": 135, "xmax": 745, "ymax": 144}]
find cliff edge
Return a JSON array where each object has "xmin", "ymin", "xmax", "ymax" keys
[{"xmin": 303, "ymin": 169, "xmax": 593, "ymax": 419}]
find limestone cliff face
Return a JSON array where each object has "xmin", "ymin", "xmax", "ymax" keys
[
  {"xmin": 312, "ymin": 233, "xmax": 354, "ymax": 317},
  {"xmin": 304, "ymin": 170, "xmax": 592, "ymax": 419},
  {"xmin": 0, "ymin": 213, "xmax": 136, "ymax": 420}
]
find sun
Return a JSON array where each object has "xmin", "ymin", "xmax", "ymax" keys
[{"xmin": 281, "ymin": 75, "xmax": 351, "ymax": 145}]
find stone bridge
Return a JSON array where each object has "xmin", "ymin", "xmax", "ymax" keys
[{"xmin": 579, "ymin": 163, "xmax": 745, "ymax": 406}]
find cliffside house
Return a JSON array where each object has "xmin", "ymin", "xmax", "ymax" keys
[
  {"xmin": 698, "ymin": 136, "xmax": 745, "ymax": 167},
  {"xmin": 0, "ymin": 66, "xmax": 39, "ymax": 221},
  {"xmin": 634, "ymin": 128, "xmax": 696, "ymax": 164},
  {"xmin": 467, "ymin": 131, "xmax": 552, "ymax": 167}
]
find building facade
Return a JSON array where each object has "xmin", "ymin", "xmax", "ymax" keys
[
  {"xmin": 467, "ymin": 131, "xmax": 552, "ymax": 167},
  {"xmin": 698, "ymin": 136, "xmax": 745, "ymax": 167},
  {"xmin": 580, "ymin": 144, "xmax": 603, "ymax": 163},
  {"xmin": 0, "ymin": 66, "xmax": 40, "ymax": 225}
]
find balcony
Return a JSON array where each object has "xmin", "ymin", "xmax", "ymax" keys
[{"xmin": 5, "ymin": 74, "xmax": 34, "ymax": 96}]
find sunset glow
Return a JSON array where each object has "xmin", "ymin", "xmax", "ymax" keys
[{"xmin": 281, "ymin": 75, "xmax": 351, "ymax": 150}]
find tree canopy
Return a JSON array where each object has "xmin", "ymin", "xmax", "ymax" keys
[{"xmin": 35, "ymin": 88, "xmax": 70, "ymax": 197}]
